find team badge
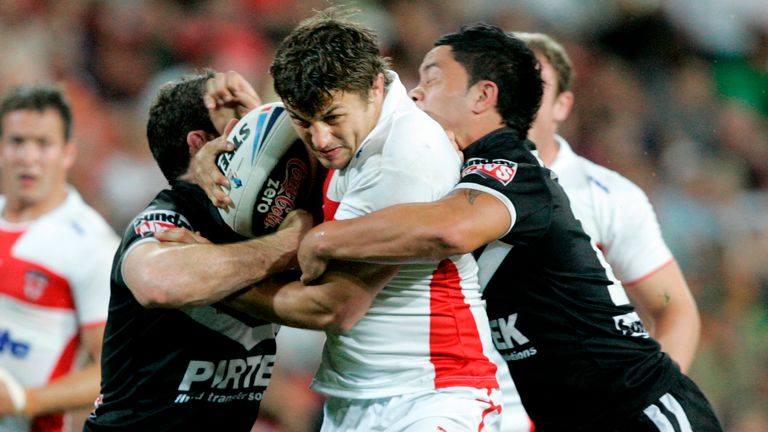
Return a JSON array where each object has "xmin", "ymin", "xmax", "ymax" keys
[
  {"xmin": 133, "ymin": 210, "xmax": 194, "ymax": 236},
  {"xmin": 23, "ymin": 270, "xmax": 49, "ymax": 301},
  {"xmin": 462, "ymin": 158, "xmax": 518, "ymax": 186}
]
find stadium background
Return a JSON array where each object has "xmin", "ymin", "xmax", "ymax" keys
[{"xmin": 1, "ymin": 0, "xmax": 766, "ymax": 430}]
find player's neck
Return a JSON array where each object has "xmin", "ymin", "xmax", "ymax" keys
[
  {"xmin": 533, "ymin": 135, "xmax": 560, "ymax": 166},
  {"xmin": 2, "ymin": 188, "xmax": 69, "ymax": 223}
]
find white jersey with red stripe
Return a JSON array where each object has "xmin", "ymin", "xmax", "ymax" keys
[
  {"xmin": 311, "ymin": 72, "xmax": 499, "ymax": 400},
  {"xmin": 0, "ymin": 188, "xmax": 118, "ymax": 431},
  {"xmin": 548, "ymin": 136, "xmax": 673, "ymax": 283}
]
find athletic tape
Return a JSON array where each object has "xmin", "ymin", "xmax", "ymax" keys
[{"xmin": 0, "ymin": 367, "xmax": 26, "ymax": 413}]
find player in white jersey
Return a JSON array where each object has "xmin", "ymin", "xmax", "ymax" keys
[
  {"xmin": 197, "ymin": 9, "xmax": 501, "ymax": 431},
  {"xmin": 0, "ymin": 84, "xmax": 119, "ymax": 432},
  {"xmin": 517, "ymin": 32, "xmax": 700, "ymax": 373}
]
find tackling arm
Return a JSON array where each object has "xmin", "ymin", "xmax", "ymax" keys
[
  {"xmin": 298, "ymin": 189, "xmax": 511, "ymax": 282},
  {"xmin": 224, "ymin": 261, "xmax": 400, "ymax": 333},
  {"xmin": 625, "ymin": 260, "xmax": 700, "ymax": 372},
  {"xmin": 125, "ymin": 212, "xmax": 312, "ymax": 309}
]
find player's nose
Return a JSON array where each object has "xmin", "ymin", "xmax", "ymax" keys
[{"xmin": 309, "ymin": 123, "xmax": 334, "ymax": 149}]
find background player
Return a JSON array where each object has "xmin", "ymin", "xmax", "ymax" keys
[
  {"xmin": 516, "ymin": 31, "xmax": 701, "ymax": 373},
  {"xmin": 296, "ymin": 24, "xmax": 723, "ymax": 431},
  {"xmin": 0, "ymin": 84, "xmax": 119, "ymax": 432}
]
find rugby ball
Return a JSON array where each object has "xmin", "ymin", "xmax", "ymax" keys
[{"xmin": 216, "ymin": 102, "xmax": 316, "ymax": 237}]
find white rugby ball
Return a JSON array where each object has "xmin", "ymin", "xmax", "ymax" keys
[{"xmin": 216, "ymin": 102, "xmax": 315, "ymax": 237}]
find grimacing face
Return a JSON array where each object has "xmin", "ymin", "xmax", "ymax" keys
[
  {"xmin": 286, "ymin": 77, "xmax": 384, "ymax": 171},
  {"xmin": 409, "ymin": 45, "xmax": 474, "ymax": 137},
  {"xmin": 0, "ymin": 109, "xmax": 74, "ymax": 214}
]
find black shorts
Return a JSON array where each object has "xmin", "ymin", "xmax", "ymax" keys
[{"xmin": 617, "ymin": 374, "xmax": 723, "ymax": 432}]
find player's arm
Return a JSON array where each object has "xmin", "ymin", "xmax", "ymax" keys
[
  {"xmin": 125, "ymin": 211, "xmax": 311, "ymax": 309},
  {"xmin": 625, "ymin": 260, "xmax": 700, "ymax": 372},
  {"xmin": 0, "ymin": 324, "xmax": 104, "ymax": 419},
  {"xmin": 22, "ymin": 324, "xmax": 104, "ymax": 417},
  {"xmin": 299, "ymin": 188, "xmax": 510, "ymax": 282},
  {"xmin": 223, "ymin": 261, "xmax": 399, "ymax": 333}
]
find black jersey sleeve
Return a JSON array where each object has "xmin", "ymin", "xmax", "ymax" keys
[{"xmin": 458, "ymin": 131, "xmax": 555, "ymax": 245}]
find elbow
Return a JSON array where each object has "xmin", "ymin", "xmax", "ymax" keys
[
  {"xmin": 312, "ymin": 303, "xmax": 366, "ymax": 334},
  {"xmin": 127, "ymin": 268, "xmax": 188, "ymax": 309},
  {"xmin": 432, "ymin": 225, "xmax": 478, "ymax": 256}
]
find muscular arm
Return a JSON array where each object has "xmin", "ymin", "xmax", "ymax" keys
[
  {"xmin": 224, "ymin": 262, "xmax": 399, "ymax": 333},
  {"xmin": 298, "ymin": 189, "xmax": 511, "ymax": 281},
  {"xmin": 22, "ymin": 324, "xmax": 104, "ymax": 417},
  {"xmin": 124, "ymin": 226, "xmax": 303, "ymax": 309},
  {"xmin": 625, "ymin": 260, "xmax": 700, "ymax": 372}
]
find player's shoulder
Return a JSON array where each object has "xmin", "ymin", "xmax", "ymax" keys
[
  {"xmin": 572, "ymin": 154, "xmax": 649, "ymax": 201},
  {"xmin": 48, "ymin": 189, "xmax": 119, "ymax": 245}
]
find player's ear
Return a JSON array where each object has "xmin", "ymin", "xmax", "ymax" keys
[
  {"xmin": 553, "ymin": 90, "xmax": 574, "ymax": 123},
  {"xmin": 471, "ymin": 80, "xmax": 498, "ymax": 115},
  {"xmin": 186, "ymin": 130, "xmax": 215, "ymax": 156}
]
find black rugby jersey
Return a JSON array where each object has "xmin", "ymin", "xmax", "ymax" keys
[
  {"xmin": 458, "ymin": 128, "xmax": 678, "ymax": 431},
  {"xmin": 85, "ymin": 181, "xmax": 278, "ymax": 432}
]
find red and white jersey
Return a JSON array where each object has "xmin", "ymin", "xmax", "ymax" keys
[
  {"xmin": 313, "ymin": 72, "xmax": 499, "ymax": 399},
  {"xmin": 548, "ymin": 136, "xmax": 673, "ymax": 284},
  {"xmin": 0, "ymin": 188, "xmax": 118, "ymax": 431}
]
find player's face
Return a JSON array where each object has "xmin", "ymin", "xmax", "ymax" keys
[
  {"xmin": 409, "ymin": 46, "xmax": 473, "ymax": 145},
  {"xmin": 0, "ymin": 109, "xmax": 74, "ymax": 214},
  {"xmin": 528, "ymin": 53, "xmax": 572, "ymax": 145},
  {"xmin": 286, "ymin": 77, "xmax": 384, "ymax": 170}
]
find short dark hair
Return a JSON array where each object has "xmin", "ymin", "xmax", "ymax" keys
[
  {"xmin": 0, "ymin": 83, "xmax": 73, "ymax": 140},
  {"xmin": 146, "ymin": 70, "xmax": 217, "ymax": 181},
  {"xmin": 435, "ymin": 23, "xmax": 543, "ymax": 139},
  {"xmin": 270, "ymin": 7, "xmax": 391, "ymax": 117}
]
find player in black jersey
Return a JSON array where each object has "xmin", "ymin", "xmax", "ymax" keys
[
  {"xmin": 297, "ymin": 24, "xmax": 723, "ymax": 431},
  {"xmin": 82, "ymin": 72, "xmax": 312, "ymax": 432}
]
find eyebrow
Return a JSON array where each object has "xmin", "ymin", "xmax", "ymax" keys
[{"xmin": 285, "ymin": 105, "xmax": 342, "ymax": 123}]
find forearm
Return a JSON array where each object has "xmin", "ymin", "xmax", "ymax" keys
[
  {"xmin": 24, "ymin": 363, "xmax": 100, "ymax": 417},
  {"xmin": 225, "ymin": 264, "xmax": 398, "ymax": 333},
  {"xmin": 308, "ymin": 203, "xmax": 462, "ymax": 265},
  {"xmin": 129, "ymin": 231, "xmax": 298, "ymax": 308},
  {"xmin": 648, "ymin": 301, "xmax": 700, "ymax": 373}
]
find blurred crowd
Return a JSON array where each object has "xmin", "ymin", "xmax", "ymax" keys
[{"xmin": 1, "ymin": 0, "xmax": 766, "ymax": 430}]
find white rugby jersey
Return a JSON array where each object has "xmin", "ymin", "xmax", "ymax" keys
[
  {"xmin": 0, "ymin": 188, "xmax": 118, "ymax": 431},
  {"xmin": 313, "ymin": 72, "xmax": 499, "ymax": 399},
  {"xmin": 549, "ymin": 136, "xmax": 673, "ymax": 284}
]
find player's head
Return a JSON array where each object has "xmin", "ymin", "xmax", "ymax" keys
[
  {"xmin": 0, "ymin": 83, "xmax": 75, "ymax": 216},
  {"xmin": 410, "ymin": 23, "xmax": 542, "ymax": 145},
  {"xmin": 270, "ymin": 7, "xmax": 392, "ymax": 170},
  {"xmin": 513, "ymin": 32, "xmax": 574, "ymax": 144},
  {"xmin": 147, "ymin": 70, "xmax": 218, "ymax": 182}
]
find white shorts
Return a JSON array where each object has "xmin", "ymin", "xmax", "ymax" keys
[{"xmin": 320, "ymin": 387, "xmax": 502, "ymax": 432}]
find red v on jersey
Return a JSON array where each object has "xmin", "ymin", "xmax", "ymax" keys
[
  {"xmin": 322, "ymin": 169, "xmax": 341, "ymax": 222},
  {"xmin": 0, "ymin": 230, "xmax": 74, "ymax": 309}
]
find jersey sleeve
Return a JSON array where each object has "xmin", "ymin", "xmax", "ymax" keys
[
  {"xmin": 334, "ymin": 116, "xmax": 461, "ymax": 220},
  {"xmin": 455, "ymin": 156, "xmax": 553, "ymax": 243},
  {"xmin": 117, "ymin": 201, "xmax": 198, "ymax": 285},
  {"xmin": 600, "ymin": 181, "xmax": 673, "ymax": 284}
]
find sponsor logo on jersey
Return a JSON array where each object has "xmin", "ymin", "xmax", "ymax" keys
[
  {"xmin": 0, "ymin": 329, "xmax": 31, "ymax": 359},
  {"xmin": 133, "ymin": 210, "xmax": 193, "ymax": 236},
  {"xmin": 173, "ymin": 355, "xmax": 275, "ymax": 405},
  {"xmin": 612, "ymin": 312, "xmax": 649, "ymax": 338},
  {"xmin": 23, "ymin": 270, "xmax": 49, "ymax": 301},
  {"xmin": 462, "ymin": 158, "xmax": 518, "ymax": 186},
  {"xmin": 489, "ymin": 313, "xmax": 538, "ymax": 361}
]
